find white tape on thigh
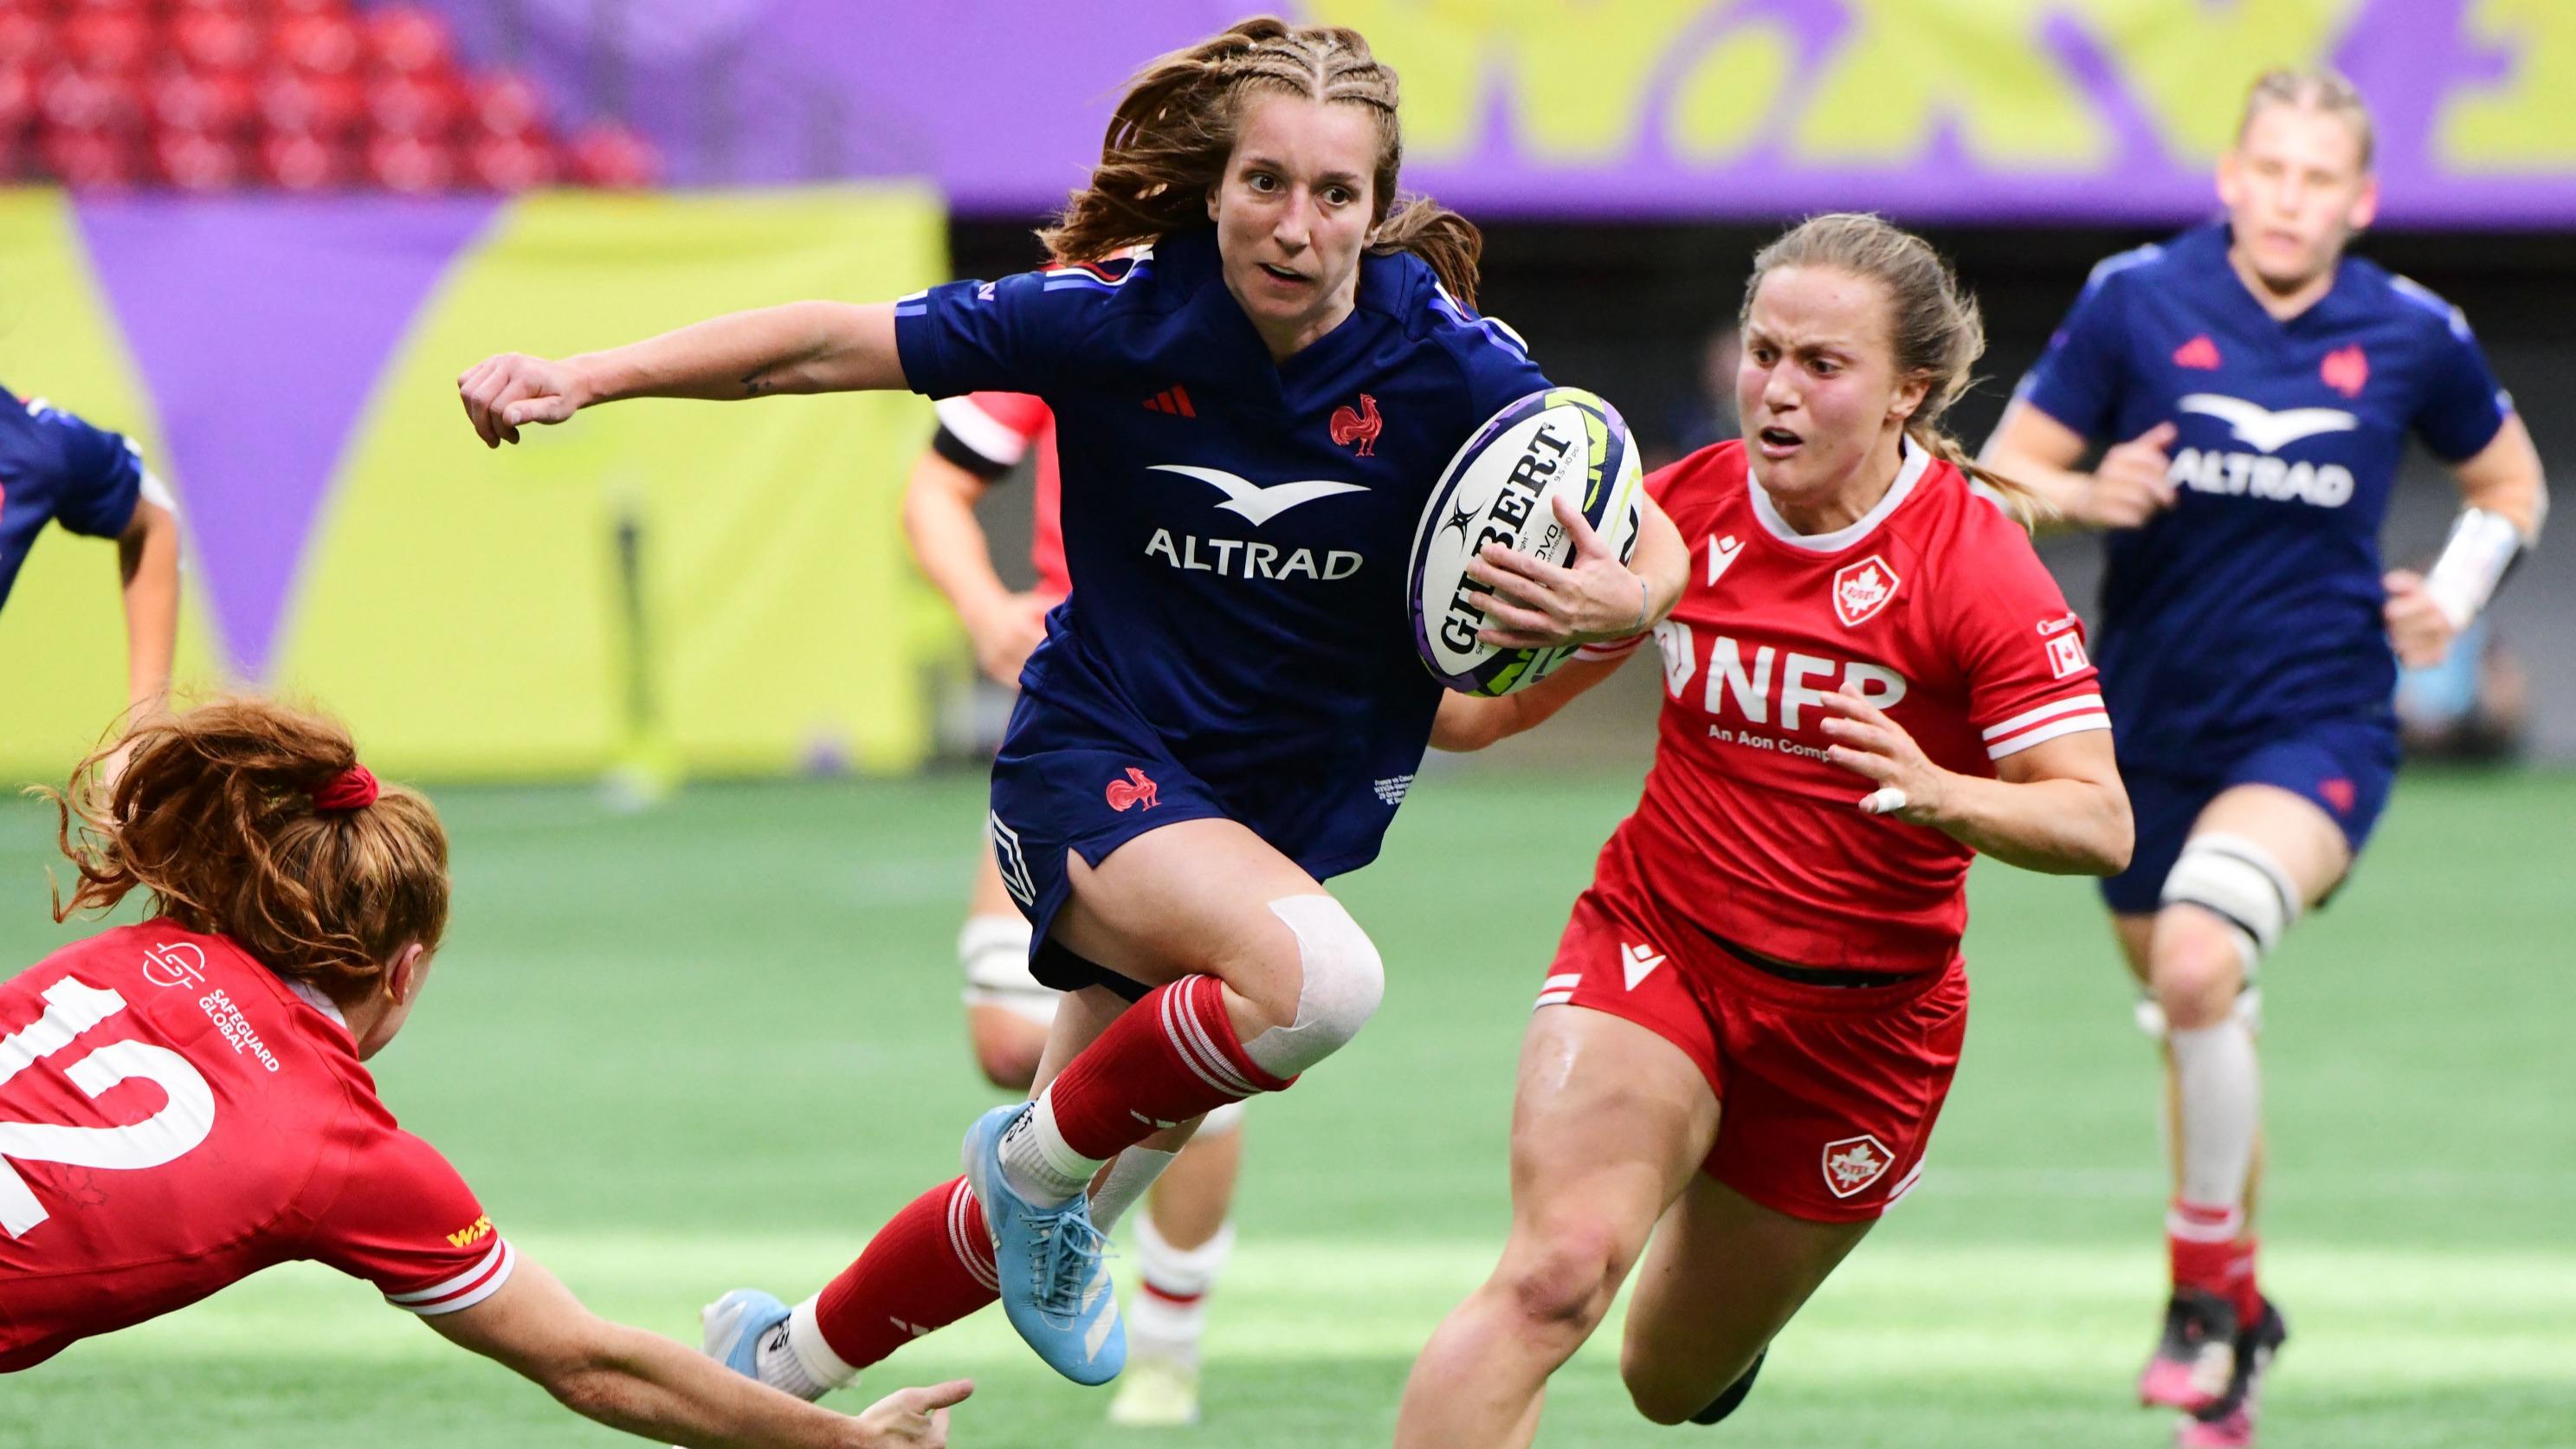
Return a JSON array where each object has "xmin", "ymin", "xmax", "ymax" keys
[
  {"xmin": 1243, "ymin": 896, "xmax": 1385, "ymax": 1078},
  {"xmin": 2160, "ymin": 833, "xmax": 2301, "ymax": 964}
]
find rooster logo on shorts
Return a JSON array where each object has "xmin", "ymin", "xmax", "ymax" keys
[
  {"xmin": 1821, "ymin": 1134, "xmax": 1894, "ymax": 1199},
  {"xmin": 1105, "ymin": 767, "xmax": 1160, "ymax": 812}
]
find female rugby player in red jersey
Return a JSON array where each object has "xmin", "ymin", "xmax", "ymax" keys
[
  {"xmin": 1394, "ymin": 214, "xmax": 2134, "ymax": 1445},
  {"xmin": 0, "ymin": 698, "xmax": 967, "ymax": 1448}
]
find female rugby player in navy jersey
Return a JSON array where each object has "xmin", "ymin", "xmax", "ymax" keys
[
  {"xmin": 1983, "ymin": 69, "xmax": 2547, "ymax": 1449},
  {"xmin": 0, "ymin": 391, "xmax": 182, "ymax": 745},
  {"xmin": 459, "ymin": 16, "xmax": 1688, "ymax": 1397}
]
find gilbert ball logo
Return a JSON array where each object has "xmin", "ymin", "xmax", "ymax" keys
[{"xmin": 1832, "ymin": 555, "xmax": 1901, "ymax": 628}]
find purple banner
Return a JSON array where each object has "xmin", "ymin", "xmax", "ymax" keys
[{"xmin": 428, "ymin": 0, "xmax": 2576, "ymax": 226}]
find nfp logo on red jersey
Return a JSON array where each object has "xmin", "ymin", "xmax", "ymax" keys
[{"xmin": 1654, "ymin": 624, "xmax": 1907, "ymax": 729}]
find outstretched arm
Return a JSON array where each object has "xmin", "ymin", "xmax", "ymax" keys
[
  {"xmin": 458, "ymin": 302, "xmax": 903, "ymax": 447},
  {"xmin": 425, "ymin": 1258, "xmax": 970, "ymax": 1448},
  {"xmin": 902, "ymin": 445, "xmax": 1052, "ymax": 687},
  {"xmin": 1430, "ymin": 654, "xmax": 1630, "ymax": 753}
]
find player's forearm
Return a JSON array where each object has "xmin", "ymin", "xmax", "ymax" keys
[
  {"xmin": 1629, "ymin": 496, "xmax": 1688, "ymax": 623},
  {"xmin": 1921, "ymin": 772, "xmax": 2133, "ymax": 876},
  {"xmin": 1429, "ymin": 656, "xmax": 1623, "ymax": 752},
  {"xmin": 545, "ymin": 1324, "xmax": 867, "ymax": 1449},
  {"xmin": 117, "ymin": 500, "xmax": 180, "ymax": 714},
  {"xmin": 1977, "ymin": 446, "xmax": 2094, "ymax": 533},
  {"xmin": 571, "ymin": 302, "xmax": 903, "ymax": 405},
  {"xmin": 901, "ymin": 472, "xmax": 1015, "ymax": 628}
]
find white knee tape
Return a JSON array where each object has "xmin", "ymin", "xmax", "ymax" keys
[
  {"xmin": 2160, "ymin": 833, "xmax": 2301, "ymax": 964},
  {"xmin": 1242, "ymin": 895, "xmax": 1385, "ymax": 1078},
  {"xmin": 959, "ymin": 915, "xmax": 1054, "ymax": 1024},
  {"xmin": 1198, "ymin": 1098, "xmax": 1246, "ymax": 1138}
]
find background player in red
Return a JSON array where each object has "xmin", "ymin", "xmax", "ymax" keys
[
  {"xmin": 0, "ymin": 697, "xmax": 969, "ymax": 1448},
  {"xmin": 902, "ymin": 390, "xmax": 1244, "ymax": 1426},
  {"xmin": 1983, "ymin": 71, "xmax": 2547, "ymax": 1446},
  {"xmin": 1392, "ymin": 215, "xmax": 2134, "ymax": 1445}
]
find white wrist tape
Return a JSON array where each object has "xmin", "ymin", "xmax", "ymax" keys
[{"xmin": 2421, "ymin": 507, "xmax": 2525, "ymax": 630}]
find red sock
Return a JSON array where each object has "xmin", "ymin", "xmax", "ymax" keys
[
  {"xmin": 2166, "ymin": 1199, "xmax": 2244, "ymax": 1303},
  {"xmin": 811, "ymin": 1176, "xmax": 998, "ymax": 1370},
  {"xmin": 1042, "ymin": 974, "xmax": 1291, "ymax": 1161},
  {"xmin": 2228, "ymin": 1235, "xmax": 2263, "ymax": 1324}
]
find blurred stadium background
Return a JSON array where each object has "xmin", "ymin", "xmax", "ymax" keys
[{"xmin": 1, "ymin": 3, "xmax": 2570, "ymax": 1446}]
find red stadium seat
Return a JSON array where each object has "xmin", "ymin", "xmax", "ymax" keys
[
  {"xmin": 38, "ymin": 124, "xmax": 142, "ymax": 188},
  {"xmin": 362, "ymin": 128, "xmax": 453, "ymax": 192},
  {"xmin": 469, "ymin": 71, "xmax": 546, "ymax": 139},
  {"xmin": 255, "ymin": 125, "xmax": 345, "ymax": 189},
  {"xmin": 0, "ymin": 61, "xmax": 34, "ymax": 135},
  {"xmin": 37, "ymin": 62, "xmax": 139, "ymax": 133},
  {"xmin": 565, "ymin": 122, "xmax": 655, "ymax": 189},
  {"xmin": 0, "ymin": 11, "xmax": 48, "ymax": 69},
  {"xmin": 365, "ymin": 70, "xmax": 461, "ymax": 139},
  {"xmin": 365, "ymin": 5, "xmax": 450, "ymax": 77},
  {"xmin": 170, "ymin": 9, "xmax": 265, "ymax": 73},
  {"xmin": 59, "ymin": 8, "xmax": 149, "ymax": 72},
  {"xmin": 154, "ymin": 123, "xmax": 249, "ymax": 190},
  {"xmin": 464, "ymin": 128, "xmax": 551, "ymax": 191},
  {"xmin": 273, "ymin": 11, "xmax": 361, "ymax": 77},
  {"xmin": 255, "ymin": 64, "xmax": 360, "ymax": 137},
  {"xmin": 149, "ymin": 65, "xmax": 255, "ymax": 134}
]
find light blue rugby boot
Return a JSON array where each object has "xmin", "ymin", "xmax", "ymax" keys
[
  {"xmin": 700, "ymin": 1287, "xmax": 809, "ymax": 1393},
  {"xmin": 962, "ymin": 1102, "xmax": 1127, "ymax": 1386}
]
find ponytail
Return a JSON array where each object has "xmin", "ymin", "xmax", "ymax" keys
[{"xmin": 41, "ymin": 698, "xmax": 449, "ymax": 1004}]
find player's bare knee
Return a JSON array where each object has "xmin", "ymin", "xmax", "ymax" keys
[
  {"xmin": 1499, "ymin": 1222, "xmax": 1625, "ymax": 1338},
  {"xmin": 2154, "ymin": 833, "xmax": 2298, "ymax": 1030},
  {"xmin": 2150, "ymin": 920, "xmax": 2244, "ymax": 1031},
  {"xmin": 1234, "ymin": 896, "xmax": 1384, "ymax": 1078}
]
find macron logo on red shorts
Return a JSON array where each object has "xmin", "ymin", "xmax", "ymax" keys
[
  {"xmin": 1822, "ymin": 1134, "xmax": 1894, "ymax": 1199},
  {"xmin": 1106, "ymin": 767, "xmax": 1159, "ymax": 812}
]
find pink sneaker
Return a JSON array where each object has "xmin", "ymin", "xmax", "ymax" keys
[
  {"xmin": 2176, "ymin": 1297, "xmax": 2287, "ymax": 1448},
  {"xmin": 2139, "ymin": 1290, "xmax": 2237, "ymax": 1412}
]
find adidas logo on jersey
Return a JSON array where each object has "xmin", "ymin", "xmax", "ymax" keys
[{"xmin": 1143, "ymin": 385, "xmax": 1197, "ymax": 417}]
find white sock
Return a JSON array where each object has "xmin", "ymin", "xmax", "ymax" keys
[
  {"xmin": 998, "ymin": 1090, "xmax": 1101, "ymax": 1206},
  {"xmin": 1091, "ymin": 1145, "xmax": 1178, "ymax": 1232},
  {"xmin": 2168, "ymin": 1017, "xmax": 2261, "ymax": 1207},
  {"xmin": 769, "ymin": 1296, "xmax": 856, "ymax": 1399},
  {"xmin": 1128, "ymin": 1211, "xmax": 1233, "ymax": 1363}
]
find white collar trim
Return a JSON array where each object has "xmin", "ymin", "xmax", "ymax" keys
[
  {"xmin": 1747, "ymin": 435, "xmax": 1932, "ymax": 552},
  {"xmin": 287, "ymin": 978, "xmax": 349, "ymax": 1032}
]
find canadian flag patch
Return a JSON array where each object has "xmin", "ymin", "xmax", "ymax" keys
[
  {"xmin": 1832, "ymin": 556, "xmax": 1901, "ymax": 628},
  {"xmin": 2046, "ymin": 632, "xmax": 2089, "ymax": 680},
  {"xmin": 1821, "ymin": 1134, "xmax": 1895, "ymax": 1199}
]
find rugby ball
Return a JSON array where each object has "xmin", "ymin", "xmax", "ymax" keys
[{"xmin": 1408, "ymin": 388, "xmax": 1645, "ymax": 695}]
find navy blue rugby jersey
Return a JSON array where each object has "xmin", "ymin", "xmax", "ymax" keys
[
  {"xmin": 0, "ymin": 391, "xmax": 144, "ymax": 610},
  {"xmin": 895, "ymin": 228, "xmax": 1550, "ymax": 875},
  {"xmin": 2012, "ymin": 223, "xmax": 2510, "ymax": 771}
]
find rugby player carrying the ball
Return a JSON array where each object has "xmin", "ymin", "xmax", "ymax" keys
[{"xmin": 1396, "ymin": 214, "xmax": 2134, "ymax": 1445}]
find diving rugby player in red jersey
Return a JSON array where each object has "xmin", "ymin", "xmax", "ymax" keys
[
  {"xmin": 1396, "ymin": 215, "xmax": 2134, "ymax": 1446},
  {"xmin": 0, "ymin": 698, "xmax": 967, "ymax": 1448}
]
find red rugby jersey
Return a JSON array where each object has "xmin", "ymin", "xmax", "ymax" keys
[
  {"xmin": 1586, "ymin": 440, "xmax": 2108, "ymax": 972},
  {"xmin": 933, "ymin": 391, "xmax": 1068, "ymax": 599},
  {"xmin": 0, "ymin": 923, "xmax": 510, "ymax": 1371}
]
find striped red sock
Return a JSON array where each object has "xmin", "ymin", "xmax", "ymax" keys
[
  {"xmin": 811, "ymin": 1177, "xmax": 997, "ymax": 1370},
  {"xmin": 2166, "ymin": 1199, "xmax": 2244, "ymax": 1302},
  {"xmin": 1042, "ymin": 974, "xmax": 1291, "ymax": 1161}
]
